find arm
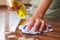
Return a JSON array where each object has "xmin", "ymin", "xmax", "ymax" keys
[
  {"xmin": 33, "ymin": 0, "xmax": 52, "ymax": 18},
  {"xmin": 25, "ymin": 0, "xmax": 53, "ymax": 31}
]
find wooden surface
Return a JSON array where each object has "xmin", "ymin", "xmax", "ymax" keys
[
  {"xmin": 0, "ymin": 7, "xmax": 60, "ymax": 40},
  {"xmin": 5, "ymin": 18, "xmax": 60, "ymax": 40}
]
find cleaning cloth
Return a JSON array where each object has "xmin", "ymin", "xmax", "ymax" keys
[{"xmin": 18, "ymin": 22, "xmax": 53, "ymax": 34}]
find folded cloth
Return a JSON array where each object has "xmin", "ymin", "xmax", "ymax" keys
[{"xmin": 18, "ymin": 22, "xmax": 53, "ymax": 34}]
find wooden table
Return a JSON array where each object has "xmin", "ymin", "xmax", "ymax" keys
[
  {"xmin": 5, "ymin": 17, "xmax": 60, "ymax": 40},
  {"xmin": 0, "ymin": 5, "xmax": 60, "ymax": 40}
]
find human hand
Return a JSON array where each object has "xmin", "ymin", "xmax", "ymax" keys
[
  {"xmin": 6, "ymin": 0, "xmax": 15, "ymax": 10},
  {"xmin": 24, "ymin": 15, "xmax": 48, "ymax": 32}
]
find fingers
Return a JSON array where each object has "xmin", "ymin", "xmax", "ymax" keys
[
  {"xmin": 46, "ymin": 23, "xmax": 48, "ymax": 31},
  {"xmin": 34, "ymin": 19, "xmax": 41, "ymax": 31},
  {"xmin": 39, "ymin": 20, "xmax": 48, "ymax": 32},
  {"xmin": 39, "ymin": 20, "xmax": 45, "ymax": 32},
  {"xmin": 23, "ymin": 17, "xmax": 35, "ymax": 31},
  {"xmin": 27, "ymin": 20, "xmax": 35, "ymax": 31},
  {"xmin": 23, "ymin": 17, "xmax": 48, "ymax": 32}
]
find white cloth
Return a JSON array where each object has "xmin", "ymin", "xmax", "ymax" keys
[{"xmin": 18, "ymin": 22, "xmax": 53, "ymax": 34}]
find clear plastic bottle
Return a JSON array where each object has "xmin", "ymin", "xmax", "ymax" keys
[
  {"xmin": 7, "ymin": 0, "xmax": 27, "ymax": 23},
  {"xmin": 6, "ymin": 0, "xmax": 27, "ymax": 33},
  {"xmin": 7, "ymin": 0, "xmax": 26, "ymax": 18},
  {"xmin": 16, "ymin": 4, "xmax": 26, "ymax": 18},
  {"xmin": 15, "ymin": 0, "xmax": 27, "ymax": 25}
]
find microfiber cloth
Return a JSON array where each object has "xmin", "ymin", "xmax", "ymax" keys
[{"xmin": 18, "ymin": 22, "xmax": 53, "ymax": 34}]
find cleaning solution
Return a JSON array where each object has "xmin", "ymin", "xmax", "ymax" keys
[
  {"xmin": 15, "ymin": 1, "xmax": 27, "ymax": 25},
  {"xmin": 7, "ymin": 0, "xmax": 26, "ymax": 18}
]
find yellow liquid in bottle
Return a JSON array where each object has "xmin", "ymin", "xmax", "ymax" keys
[
  {"xmin": 15, "ymin": 1, "xmax": 27, "ymax": 26},
  {"xmin": 16, "ymin": 5, "xmax": 26, "ymax": 18},
  {"xmin": 7, "ymin": 0, "xmax": 26, "ymax": 18},
  {"xmin": 16, "ymin": 4, "xmax": 27, "ymax": 26}
]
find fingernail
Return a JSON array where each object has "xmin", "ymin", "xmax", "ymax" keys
[
  {"xmin": 34, "ymin": 29, "xmax": 36, "ymax": 31},
  {"xmin": 40, "ymin": 30, "xmax": 42, "ymax": 32},
  {"xmin": 39, "ymin": 29, "xmax": 42, "ymax": 32}
]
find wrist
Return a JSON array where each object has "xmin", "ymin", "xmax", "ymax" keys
[{"xmin": 32, "ymin": 13, "xmax": 44, "ymax": 19}]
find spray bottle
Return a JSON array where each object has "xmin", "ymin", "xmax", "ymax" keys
[{"xmin": 6, "ymin": 0, "xmax": 27, "ymax": 25}]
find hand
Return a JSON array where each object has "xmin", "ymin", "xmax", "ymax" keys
[
  {"xmin": 6, "ymin": 0, "xmax": 17, "ymax": 11},
  {"xmin": 6, "ymin": 0, "xmax": 22, "ymax": 11},
  {"xmin": 24, "ymin": 15, "xmax": 48, "ymax": 32}
]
